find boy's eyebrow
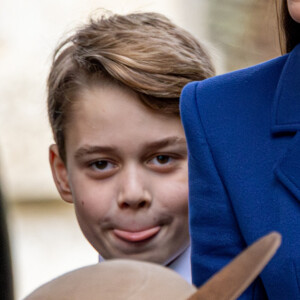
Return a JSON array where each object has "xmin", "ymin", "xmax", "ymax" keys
[
  {"xmin": 142, "ymin": 137, "xmax": 187, "ymax": 152},
  {"xmin": 74, "ymin": 137, "xmax": 186, "ymax": 160},
  {"xmin": 74, "ymin": 146, "xmax": 116, "ymax": 160}
]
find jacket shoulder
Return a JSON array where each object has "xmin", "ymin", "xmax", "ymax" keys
[{"xmin": 180, "ymin": 54, "xmax": 288, "ymax": 112}]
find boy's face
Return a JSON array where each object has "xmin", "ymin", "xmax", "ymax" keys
[{"xmin": 49, "ymin": 83, "xmax": 189, "ymax": 265}]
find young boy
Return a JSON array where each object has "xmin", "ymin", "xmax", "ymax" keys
[{"xmin": 47, "ymin": 12, "xmax": 214, "ymax": 282}]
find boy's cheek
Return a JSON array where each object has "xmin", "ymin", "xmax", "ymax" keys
[
  {"xmin": 71, "ymin": 187, "xmax": 113, "ymax": 220},
  {"xmin": 158, "ymin": 181, "xmax": 188, "ymax": 212}
]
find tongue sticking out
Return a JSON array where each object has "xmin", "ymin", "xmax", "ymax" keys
[{"xmin": 114, "ymin": 226, "xmax": 161, "ymax": 242}]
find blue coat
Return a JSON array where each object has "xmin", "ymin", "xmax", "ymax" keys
[{"xmin": 180, "ymin": 44, "xmax": 300, "ymax": 299}]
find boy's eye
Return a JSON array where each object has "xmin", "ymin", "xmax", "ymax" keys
[
  {"xmin": 155, "ymin": 155, "xmax": 171, "ymax": 164},
  {"xmin": 94, "ymin": 160, "xmax": 108, "ymax": 169},
  {"xmin": 91, "ymin": 160, "xmax": 116, "ymax": 171},
  {"xmin": 148, "ymin": 155, "xmax": 173, "ymax": 166}
]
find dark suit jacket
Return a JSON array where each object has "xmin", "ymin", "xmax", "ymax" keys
[{"xmin": 180, "ymin": 43, "xmax": 300, "ymax": 299}]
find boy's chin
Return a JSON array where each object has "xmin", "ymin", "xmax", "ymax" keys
[{"xmin": 100, "ymin": 245, "xmax": 185, "ymax": 266}]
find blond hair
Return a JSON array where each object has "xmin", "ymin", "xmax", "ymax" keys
[{"xmin": 48, "ymin": 12, "xmax": 215, "ymax": 162}]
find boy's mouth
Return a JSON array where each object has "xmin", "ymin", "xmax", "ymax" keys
[{"xmin": 113, "ymin": 226, "xmax": 161, "ymax": 242}]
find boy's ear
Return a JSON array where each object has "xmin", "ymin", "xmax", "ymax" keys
[{"xmin": 49, "ymin": 144, "xmax": 73, "ymax": 203}]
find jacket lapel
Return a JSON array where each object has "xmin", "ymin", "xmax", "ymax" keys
[
  {"xmin": 271, "ymin": 43, "xmax": 300, "ymax": 133},
  {"xmin": 272, "ymin": 43, "xmax": 300, "ymax": 202}
]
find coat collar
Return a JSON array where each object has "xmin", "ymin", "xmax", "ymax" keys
[
  {"xmin": 273, "ymin": 44, "xmax": 300, "ymax": 202},
  {"xmin": 271, "ymin": 43, "xmax": 300, "ymax": 133}
]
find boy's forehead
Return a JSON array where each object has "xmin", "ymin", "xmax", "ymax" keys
[
  {"xmin": 67, "ymin": 83, "xmax": 183, "ymax": 134},
  {"xmin": 74, "ymin": 82, "xmax": 179, "ymax": 120},
  {"xmin": 62, "ymin": 81, "xmax": 187, "ymax": 163}
]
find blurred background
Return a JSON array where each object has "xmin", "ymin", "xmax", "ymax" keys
[{"xmin": 0, "ymin": 0, "xmax": 281, "ymax": 299}]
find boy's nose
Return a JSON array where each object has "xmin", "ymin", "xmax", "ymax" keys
[{"xmin": 117, "ymin": 166, "xmax": 152, "ymax": 210}]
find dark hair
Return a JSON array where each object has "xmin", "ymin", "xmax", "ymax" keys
[
  {"xmin": 279, "ymin": 0, "xmax": 300, "ymax": 53},
  {"xmin": 0, "ymin": 186, "xmax": 14, "ymax": 300},
  {"xmin": 47, "ymin": 12, "xmax": 215, "ymax": 162}
]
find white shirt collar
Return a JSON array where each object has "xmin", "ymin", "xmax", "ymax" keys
[{"xmin": 167, "ymin": 246, "xmax": 191, "ymax": 283}]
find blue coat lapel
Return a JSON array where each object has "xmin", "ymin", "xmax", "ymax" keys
[
  {"xmin": 272, "ymin": 44, "xmax": 300, "ymax": 202},
  {"xmin": 272, "ymin": 43, "xmax": 300, "ymax": 133}
]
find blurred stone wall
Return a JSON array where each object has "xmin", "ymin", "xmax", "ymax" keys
[{"xmin": 207, "ymin": 0, "xmax": 281, "ymax": 72}]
